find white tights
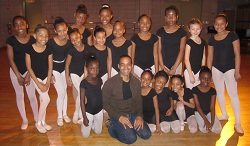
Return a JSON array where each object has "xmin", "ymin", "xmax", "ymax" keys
[
  {"xmin": 194, "ymin": 112, "xmax": 222, "ymax": 134},
  {"xmin": 81, "ymin": 110, "xmax": 103, "ymax": 138},
  {"xmin": 110, "ymin": 68, "xmax": 118, "ymax": 78},
  {"xmin": 32, "ymin": 78, "xmax": 50, "ymax": 124},
  {"xmin": 53, "ymin": 70, "xmax": 68, "ymax": 119},
  {"xmin": 71, "ymin": 73, "xmax": 84, "ymax": 119},
  {"xmin": 164, "ymin": 63, "xmax": 183, "ymax": 86},
  {"xmin": 175, "ymin": 104, "xmax": 197, "ymax": 133},
  {"xmin": 10, "ymin": 68, "xmax": 38, "ymax": 123},
  {"xmin": 212, "ymin": 67, "xmax": 241, "ymax": 124},
  {"xmin": 184, "ymin": 69, "xmax": 200, "ymax": 89},
  {"xmin": 160, "ymin": 120, "xmax": 181, "ymax": 134}
]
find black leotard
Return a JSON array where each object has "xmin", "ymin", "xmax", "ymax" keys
[
  {"xmin": 6, "ymin": 36, "xmax": 36, "ymax": 74},
  {"xmin": 80, "ymin": 78, "xmax": 103, "ymax": 115},
  {"xmin": 208, "ymin": 31, "xmax": 239, "ymax": 73},
  {"xmin": 106, "ymin": 40, "xmax": 132, "ymax": 72},
  {"xmin": 47, "ymin": 38, "xmax": 71, "ymax": 73},
  {"xmin": 26, "ymin": 45, "xmax": 52, "ymax": 80},
  {"xmin": 142, "ymin": 88, "xmax": 157, "ymax": 124},
  {"xmin": 131, "ymin": 34, "xmax": 158, "ymax": 70},
  {"xmin": 156, "ymin": 27, "xmax": 186, "ymax": 69},
  {"xmin": 185, "ymin": 38, "xmax": 206, "ymax": 74},
  {"xmin": 172, "ymin": 88, "xmax": 195, "ymax": 120},
  {"xmin": 192, "ymin": 86, "xmax": 216, "ymax": 115}
]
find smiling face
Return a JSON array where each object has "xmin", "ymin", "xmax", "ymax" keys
[
  {"xmin": 199, "ymin": 72, "xmax": 212, "ymax": 87},
  {"xmin": 141, "ymin": 72, "xmax": 153, "ymax": 87},
  {"xmin": 118, "ymin": 56, "xmax": 132, "ymax": 78},
  {"xmin": 214, "ymin": 16, "xmax": 228, "ymax": 33},
  {"xmin": 94, "ymin": 31, "xmax": 106, "ymax": 45},
  {"xmin": 113, "ymin": 22, "xmax": 125, "ymax": 38},
  {"xmin": 87, "ymin": 61, "xmax": 99, "ymax": 78},
  {"xmin": 69, "ymin": 31, "xmax": 82, "ymax": 47},
  {"xmin": 74, "ymin": 12, "xmax": 87, "ymax": 26},
  {"xmin": 165, "ymin": 9, "xmax": 178, "ymax": 26},
  {"xmin": 34, "ymin": 28, "xmax": 49, "ymax": 46},
  {"xmin": 189, "ymin": 23, "xmax": 202, "ymax": 37},
  {"xmin": 171, "ymin": 77, "xmax": 184, "ymax": 93},
  {"xmin": 13, "ymin": 18, "xmax": 28, "ymax": 35},
  {"xmin": 138, "ymin": 16, "xmax": 151, "ymax": 33},
  {"xmin": 55, "ymin": 23, "xmax": 68, "ymax": 40},
  {"xmin": 154, "ymin": 76, "xmax": 167, "ymax": 92},
  {"xmin": 99, "ymin": 9, "xmax": 113, "ymax": 25}
]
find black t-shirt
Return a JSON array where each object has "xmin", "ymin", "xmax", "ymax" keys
[
  {"xmin": 192, "ymin": 86, "xmax": 216, "ymax": 115},
  {"xmin": 208, "ymin": 31, "xmax": 238, "ymax": 73},
  {"xmin": 172, "ymin": 88, "xmax": 195, "ymax": 119},
  {"xmin": 185, "ymin": 38, "xmax": 206, "ymax": 74},
  {"xmin": 88, "ymin": 46, "xmax": 108, "ymax": 77},
  {"xmin": 123, "ymin": 81, "xmax": 132, "ymax": 100},
  {"xmin": 26, "ymin": 45, "xmax": 52, "ymax": 80},
  {"xmin": 6, "ymin": 35, "xmax": 36, "ymax": 74},
  {"xmin": 68, "ymin": 45, "xmax": 91, "ymax": 76},
  {"xmin": 131, "ymin": 34, "xmax": 158, "ymax": 70},
  {"xmin": 156, "ymin": 27, "xmax": 187, "ymax": 68},
  {"xmin": 80, "ymin": 78, "xmax": 103, "ymax": 115},
  {"xmin": 106, "ymin": 40, "xmax": 132, "ymax": 72},
  {"xmin": 47, "ymin": 38, "xmax": 71, "ymax": 73}
]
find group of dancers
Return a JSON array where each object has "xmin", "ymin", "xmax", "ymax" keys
[{"xmin": 6, "ymin": 3, "xmax": 244, "ymax": 144}]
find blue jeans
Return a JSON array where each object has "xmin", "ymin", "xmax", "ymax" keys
[{"xmin": 108, "ymin": 113, "xmax": 151, "ymax": 144}]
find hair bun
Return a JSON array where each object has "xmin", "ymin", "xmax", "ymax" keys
[{"xmin": 102, "ymin": 4, "xmax": 110, "ymax": 8}]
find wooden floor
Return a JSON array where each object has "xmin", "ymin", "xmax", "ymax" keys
[{"xmin": 0, "ymin": 48, "xmax": 249, "ymax": 146}]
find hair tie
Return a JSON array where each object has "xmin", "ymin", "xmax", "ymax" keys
[
  {"xmin": 145, "ymin": 68, "xmax": 152, "ymax": 71},
  {"xmin": 102, "ymin": 4, "xmax": 109, "ymax": 8}
]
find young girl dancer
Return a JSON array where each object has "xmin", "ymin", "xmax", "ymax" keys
[
  {"xmin": 156, "ymin": 5, "xmax": 187, "ymax": 76},
  {"xmin": 99, "ymin": 4, "xmax": 114, "ymax": 43},
  {"xmin": 207, "ymin": 14, "xmax": 244, "ymax": 134},
  {"xmin": 171, "ymin": 75, "xmax": 197, "ymax": 133},
  {"xmin": 25, "ymin": 25, "xmax": 53, "ymax": 133},
  {"xmin": 184, "ymin": 18, "xmax": 206, "ymax": 89},
  {"xmin": 70, "ymin": 4, "xmax": 93, "ymax": 46},
  {"xmin": 141, "ymin": 69, "xmax": 161, "ymax": 133},
  {"xmin": 192, "ymin": 66, "xmax": 222, "ymax": 134},
  {"xmin": 106, "ymin": 20, "xmax": 133, "ymax": 77},
  {"xmin": 131, "ymin": 14, "xmax": 159, "ymax": 78},
  {"xmin": 80, "ymin": 53, "xmax": 103, "ymax": 138},
  {"xmin": 154, "ymin": 70, "xmax": 181, "ymax": 133},
  {"xmin": 89, "ymin": 26, "xmax": 111, "ymax": 82},
  {"xmin": 47, "ymin": 17, "xmax": 71, "ymax": 126},
  {"xmin": 65, "ymin": 28, "xmax": 91, "ymax": 124},
  {"xmin": 6, "ymin": 15, "xmax": 38, "ymax": 130}
]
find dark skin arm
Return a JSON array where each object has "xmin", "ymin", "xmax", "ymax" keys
[
  {"xmin": 80, "ymin": 87, "xmax": 89, "ymax": 126},
  {"xmin": 194, "ymin": 93, "xmax": 212, "ymax": 131}
]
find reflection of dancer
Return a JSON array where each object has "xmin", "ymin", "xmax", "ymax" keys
[
  {"xmin": 193, "ymin": 66, "xmax": 222, "ymax": 134},
  {"xmin": 47, "ymin": 17, "xmax": 71, "ymax": 126},
  {"xmin": 25, "ymin": 25, "xmax": 53, "ymax": 133},
  {"xmin": 6, "ymin": 15, "xmax": 38, "ymax": 130},
  {"xmin": 207, "ymin": 14, "xmax": 244, "ymax": 134}
]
